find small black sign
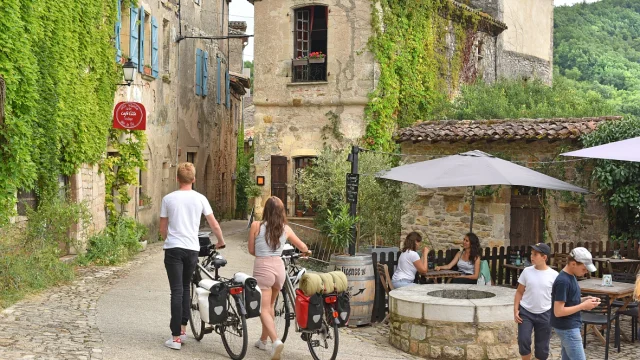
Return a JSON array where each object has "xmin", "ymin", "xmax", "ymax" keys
[{"xmin": 346, "ymin": 173, "xmax": 359, "ymax": 204}]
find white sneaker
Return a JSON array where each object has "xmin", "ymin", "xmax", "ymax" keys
[
  {"xmin": 270, "ymin": 339, "xmax": 284, "ymax": 360},
  {"xmin": 255, "ymin": 339, "xmax": 269, "ymax": 351},
  {"xmin": 164, "ymin": 337, "xmax": 182, "ymax": 350},
  {"xmin": 180, "ymin": 332, "xmax": 187, "ymax": 342}
]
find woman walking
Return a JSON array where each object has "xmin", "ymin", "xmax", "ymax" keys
[{"xmin": 248, "ymin": 196, "xmax": 310, "ymax": 360}]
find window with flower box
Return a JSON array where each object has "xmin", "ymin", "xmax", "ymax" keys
[{"xmin": 292, "ymin": 6, "xmax": 328, "ymax": 83}]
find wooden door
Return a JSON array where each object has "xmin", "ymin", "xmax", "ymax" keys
[
  {"xmin": 509, "ymin": 187, "xmax": 544, "ymax": 247},
  {"xmin": 271, "ymin": 156, "xmax": 288, "ymax": 213}
]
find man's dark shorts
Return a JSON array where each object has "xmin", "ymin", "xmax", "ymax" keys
[{"xmin": 518, "ymin": 307, "xmax": 552, "ymax": 360}]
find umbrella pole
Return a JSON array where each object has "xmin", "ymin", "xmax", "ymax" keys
[{"xmin": 469, "ymin": 186, "xmax": 476, "ymax": 233}]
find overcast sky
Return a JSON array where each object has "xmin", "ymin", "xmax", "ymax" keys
[{"xmin": 230, "ymin": 0, "xmax": 602, "ymax": 63}]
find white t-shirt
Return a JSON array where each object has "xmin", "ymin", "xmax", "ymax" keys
[
  {"xmin": 392, "ymin": 250, "xmax": 420, "ymax": 282},
  {"xmin": 160, "ymin": 190, "xmax": 213, "ymax": 251},
  {"xmin": 518, "ymin": 265, "xmax": 559, "ymax": 314}
]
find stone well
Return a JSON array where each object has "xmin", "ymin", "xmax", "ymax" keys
[{"xmin": 389, "ymin": 284, "xmax": 519, "ymax": 360}]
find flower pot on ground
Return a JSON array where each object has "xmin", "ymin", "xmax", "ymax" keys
[
  {"xmin": 292, "ymin": 58, "xmax": 308, "ymax": 66},
  {"xmin": 139, "ymin": 239, "xmax": 148, "ymax": 251},
  {"xmin": 295, "ymin": 210, "xmax": 303, "ymax": 217}
]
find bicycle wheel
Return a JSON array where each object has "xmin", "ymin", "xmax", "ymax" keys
[
  {"xmin": 220, "ymin": 294, "xmax": 248, "ymax": 360},
  {"xmin": 189, "ymin": 283, "xmax": 206, "ymax": 341},
  {"xmin": 273, "ymin": 289, "xmax": 291, "ymax": 343},
  {"xmin": 306, "ymin": 317, "xmax": 339, "ymax": 360}
]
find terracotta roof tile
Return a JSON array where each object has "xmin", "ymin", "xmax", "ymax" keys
[{"xmin": 395, "ymin": 116, "xmax": 622, "ymax": 143}]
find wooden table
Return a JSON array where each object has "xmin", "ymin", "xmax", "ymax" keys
[
  {"xmin": 592, "ymin": 257, "xmax": 640, "ymax": 274},
  {"xmin": 578, "ymin": 278, "xmax": 637, "ymax": 344},
  {"xmin": 420, "ymin": 270, "xmax": 463, "ymax": 284}
]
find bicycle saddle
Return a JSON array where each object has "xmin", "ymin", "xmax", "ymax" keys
[{"xmin": 212, "ymin": 255, "xmax": 227, "ymax": 268}]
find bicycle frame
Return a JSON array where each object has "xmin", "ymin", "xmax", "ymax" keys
[
  {"xmin": 280, "ymin": 252, "xmax": 301, "ymax": 332},
  {"xmin": 194, "ymin": 253, "xmax": 247, "ymax": 317}
]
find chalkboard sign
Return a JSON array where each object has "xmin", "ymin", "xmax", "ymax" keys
[{"xmin": 346, "ymin": 173, "xmax": 359, "ymax": 204}]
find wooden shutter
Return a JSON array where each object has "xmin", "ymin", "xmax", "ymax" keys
[
  {"xmin": 129, "ymin": 6, "xmax": 139, "ymax": 69},
  {"xmin": 271, "ymin": 156, "xmax": 288, "ymax": 214},
  {"xmin": 225, "ymin": 69, "xmax": 230, "ymax": 108},
  {"xmin": 216, "ymin": 57, "xmax": 221, "ymax": 104},
  {"xmin": 151, "ymin": 16, "xmax": 159, "ymax": 77},
  {"xmin": 203, "ymin": 51, "xmax": 209, "ymax": 96},
  {"xmin": 138, "ymin": 7, "xmax": 145, "ymax": 73},
  {"xmin": 115, "ymin": 0, "xmax": 122, "ymax": 63},
  {"xmin": 195, "ymin": 48, "xmax": 203, "ymax": 96}
]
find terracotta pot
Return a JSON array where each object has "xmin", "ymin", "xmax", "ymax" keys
[
  {"xmin": 296, "ymin": 210, "xmax": 303, "ymax": 217},
  {"xmin": 144, "ymin": 67, "xmax": 152, "ymax": 76}
]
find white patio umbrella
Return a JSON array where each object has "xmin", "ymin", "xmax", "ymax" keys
[
  {"xmin": 378, "ymin": 150, "xmax": 588, "ymax": 232},
  {"xmin": 560, "ymin": 136, "xmax": 640, "ymax": 162}
]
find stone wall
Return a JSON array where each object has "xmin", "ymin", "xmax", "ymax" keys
[{"xmin": 399, "ymin": 140, "xmax": 609, "ymax": 250}]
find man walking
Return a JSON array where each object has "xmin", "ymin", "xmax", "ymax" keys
[
  {"xmin": 160, "ymin": 162, "xmax": 225, "ymax": 350},
  {"xmin": 514, "ymin": 243, "xmax": 558, "ymax": 360},
  {"xmin": 551, "ymin": 247, "xmax": 599, "ymax": 360}
]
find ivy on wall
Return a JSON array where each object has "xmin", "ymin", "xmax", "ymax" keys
[
  {"xmin": 365, "ymin": 0, "xmax": 479, "ymax": 152},
  {"xmin": 0, "ymin": 0, "xmax": 123, "ymax": 225}
]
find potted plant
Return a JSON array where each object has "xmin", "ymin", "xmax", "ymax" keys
[
  {"xmin": 308, "ymin": 51, "xmax": 326, "ymax": 64},
  {"xmin": 138, "ymin": 192, "xmax": 153, "ymax": 207},
  {"xmin": 326, "ymin": 204, "xmax": 359, "ymax": 255},
  {"xmin": 143, "ymin": 64, "xmax": 152, "ymax": 76},
  {"xmin": 292, "ymin": 56, "xmax": 308, "ymax": 66},
  {"xmin": 120, "ymin": 55, "xmax": 129, "ymax": 65}
]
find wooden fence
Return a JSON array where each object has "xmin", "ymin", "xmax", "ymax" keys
[{"xmin": 370, "ymin": 239, "xmax": 639, "ymax": 323}]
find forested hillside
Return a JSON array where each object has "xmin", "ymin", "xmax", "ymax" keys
[{"xmin": 555, "ymin": 0, "xmax": 640, "ymax": 116}]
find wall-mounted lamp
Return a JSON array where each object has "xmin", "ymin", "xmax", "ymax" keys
[
  {"xmin": 118, "ymin": 59, "xmax": 136, "ymax": 86},
  {"xmin": 256, "ymin": 176, "xmax": 265, "ymax": 186},
  {"xmin": 247, "ymin": 136, "xmax": 253, "ymax": 147}
]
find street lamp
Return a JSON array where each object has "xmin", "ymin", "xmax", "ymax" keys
[
  {"xmin": 119, "ymin": 59, "xmax": 136, "ymax": 86},
  {"xmin": 247, "ymin": 136, "xmax": 253, "ymax": 147}
]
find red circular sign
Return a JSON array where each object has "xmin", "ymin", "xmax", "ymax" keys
[{"xmin": 113, "ymin": 102, "xmax": 146, "ymax": 130}]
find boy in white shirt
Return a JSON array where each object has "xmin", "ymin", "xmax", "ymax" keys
[{"xmin": 514, "ymin": 243, "xmax": 558, "ymax": 360}]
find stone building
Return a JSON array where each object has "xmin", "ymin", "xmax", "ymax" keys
[
  {"xmin": 57, "ymin": 0, "xmax": 246, "ymax": 249},
  {"xmin": 395, "ymin": 116, "xmax": 621, "ymax": 250},
  {"xmin": 248, "ymin": 0, "xmax": 554, "ymax": 217}
]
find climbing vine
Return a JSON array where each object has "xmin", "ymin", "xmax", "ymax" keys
[
  {"xmin": 0, "ymin": 0, "xmax": 121, "ymax": 225},
  {"xmin": 364, "ymin": 0, "xmax": 480, "ymax": 152}
]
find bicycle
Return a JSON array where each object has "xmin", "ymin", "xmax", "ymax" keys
[
  {"xmin": 273, "ymin": 244, "xmax": 339, "ymax": 360},
  {"xmin": 189, "ymin": 243, "xmax": 248, "ymax": 360}
]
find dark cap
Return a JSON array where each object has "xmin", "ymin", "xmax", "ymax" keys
[{"xmin": 530, "ymin": 243, "xmax": 551, "ymax": 256}]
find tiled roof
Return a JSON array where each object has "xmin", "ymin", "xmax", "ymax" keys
[{"xmin": 396, "ymin": 116, "xmax": 623, "ymax": 143}]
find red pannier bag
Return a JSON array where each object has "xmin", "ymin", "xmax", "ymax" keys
[{"xmin": 295, "ymin": 289, "xmax": 323, "ymax": 330}]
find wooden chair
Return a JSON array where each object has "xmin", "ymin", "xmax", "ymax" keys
[
  {"xmin": 376, "ymin": 263, "xmax": 394, "ymax": 324},
  {"xmin": 580, "ymin": 291, "xmax": 620, "ymax": 360}
]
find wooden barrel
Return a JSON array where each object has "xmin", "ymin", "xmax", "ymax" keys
[{"xmin": 329, "ymin": 254, "xmax": 375, "ymax": 326}]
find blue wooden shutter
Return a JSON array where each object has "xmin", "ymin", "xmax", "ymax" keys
[
  {"xmin": 216, "ymin": 57, "xmax": 221, "ymax": 104},
  {"xmin": 196, "ymin": 49, "xmax": 203, "ymax": 96},
  {"xmin": 138, "ymin": 7, "xmax": 145, "ymax": 73},
  {"xmin": 151, "ymin": 16, "xmax": 159, "ymax": 77},
  {"xmin": 225, "ymin": 69, "xmax": 230, "ymax": 108},
  {"xmin": 129, "ymin": 6, "xmax": 139, "ymax": 68},
  {"xmin": 115, "ymin": 0, "xmax": 122, "ymax": 62},
  {"xmin": 203, "ymin": 51, "xmax": 209, "ymax": 96}
]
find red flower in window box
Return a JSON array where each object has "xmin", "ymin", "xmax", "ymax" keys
[{"xmin": 308, "ymin": 51, "xmax": 326, "ymax": 63}]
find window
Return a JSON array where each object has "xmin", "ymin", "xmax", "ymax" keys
[
  {"xmin": 142, "ymin": 11, "xmax": 151, "ymax": 73},
  {"xmin": 162, "ymin": 19, "xmax": 170, "ymax": 72},
  {"xmin": 117, "ymin": 5, "xmax": 157, "ymax": 77},
  {"xmin": 138, "ymin": 163, "xmax": 150, "ymax": 208},
  {"xmin": 195, "ymin": 48, "xmax": 209, "ymax": 96},
  {"xmin": 216, "ymin": 57, "xmax": 222, "ymax": 104},
  {"xmin": 17, "ymin": 189, "xmax": 38, "ymax": 216},
  {"xmin": 187, "ymin": 152, "xmax": 196, "ymax": 189},
  {"xmin": 117, "ymin": 1, "xmax": 131, "ymax": 63},
  {"xmin": 293, "ymin": 6, "xmax": 328, "ymax": 82},
  {"xmin": 294, "ymin": 157, "xmax": 316, "ymax": 216}
]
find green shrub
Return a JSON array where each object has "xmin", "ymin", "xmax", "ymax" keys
[{"xmin": 78, "ymin": 217, "xmax": 144, "ymax": 266}]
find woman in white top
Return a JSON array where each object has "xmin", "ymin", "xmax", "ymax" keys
[
  {"xmin": 248, "ymin": 196, "xmax": 310, "ymax": 360},
  {"xmin": 391, "ymin": 232, "xmax": 429, "ymax": 288}
]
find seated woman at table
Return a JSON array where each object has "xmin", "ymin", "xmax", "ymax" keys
[
  {"xmin": 391, "ymin": 232, "xmax": 429, "ymax": 288},
  {"xmin": 435, "ymin": 233, "xmax": 481, "ymax": 284}
]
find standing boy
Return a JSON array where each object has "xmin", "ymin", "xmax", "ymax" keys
[
  {"xmin": 160, "ymin": 162, "xmax": 225, "ymax": 350},
  {"xmin": 514, "ymin": 243, "xmax": 558, "ymax": 360},
  {"xmin": 551, "ymin": 247, "xmax": 599, "ymax": 360}
]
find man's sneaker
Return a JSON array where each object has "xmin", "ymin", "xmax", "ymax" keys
[
  {"xmin": 164, "ymin": 337, "xmax": 182, "ymax": 350},
  {"xmin": 255, "ymin": 339, "xmax": 269, "ymax": 351},
  {"xmin": 180, "ymin": 331, "xmax": 187, "ymax": 342},
  {"xmin": 270, "ymin": 339, "xmax": 284, "ymax": 360}
]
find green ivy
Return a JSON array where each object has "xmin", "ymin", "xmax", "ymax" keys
[
  {"xmin": 0, "ymin": 0, "xmax": 121, "ymax": 225},
  {"xmin": 365, "ymin": 0, "xmax": 479, "ymax": 152}
]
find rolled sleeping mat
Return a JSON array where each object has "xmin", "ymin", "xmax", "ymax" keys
[
  {"xmin": 318, "ymin": 272, "xmax": 335, "ymax": 294},
  {"xmin": 299, "ymin": 273, "xmax": 324, "ymax": 297},
  {"xmin": 329, "ymin": 271, "xmax": 348, "ymax": 293}
]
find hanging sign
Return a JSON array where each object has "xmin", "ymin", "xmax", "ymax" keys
[
  {"xmin": 112, "ymin": 102, "xmax": 146, "ymax": 130},
  {"xmin": 346, "ymin": 173, "xmax": 359, "ymax": 204}
]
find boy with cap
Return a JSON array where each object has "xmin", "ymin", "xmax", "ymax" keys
[
  {"xmin": 551, "ymin": 247, "xmax": 600, "ymax": 360},
  {"xmin": 514, "ymin": 243, "xmax": 558, "ymax": 360}
]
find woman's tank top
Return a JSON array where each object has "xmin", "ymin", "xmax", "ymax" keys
[
  {"xmin": 456, "ymin": 250, "xmax": 476, "ymax": 275},
  {"xmin": 254, "ymin": 223, "xmax": 288, "ymax": 257}
]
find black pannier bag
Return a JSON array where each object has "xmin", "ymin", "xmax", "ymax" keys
[
  {"xmin": 198, "ymin": 233, "xmax": 211, "ymax": 257},
  {"xmin": 234, "ymin": 272, "xmax": 262, "ymax": 319},
  {"xmin": 207, "ymin": 282, "xmax": 229, "ymax": 324},
  {"xmin": 295, "ymin": 289, "xmax": 323, "ymax": 331},
  {"xmin": 335, "ymin": 292, "xmax": 351, "ymax": 327}
]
